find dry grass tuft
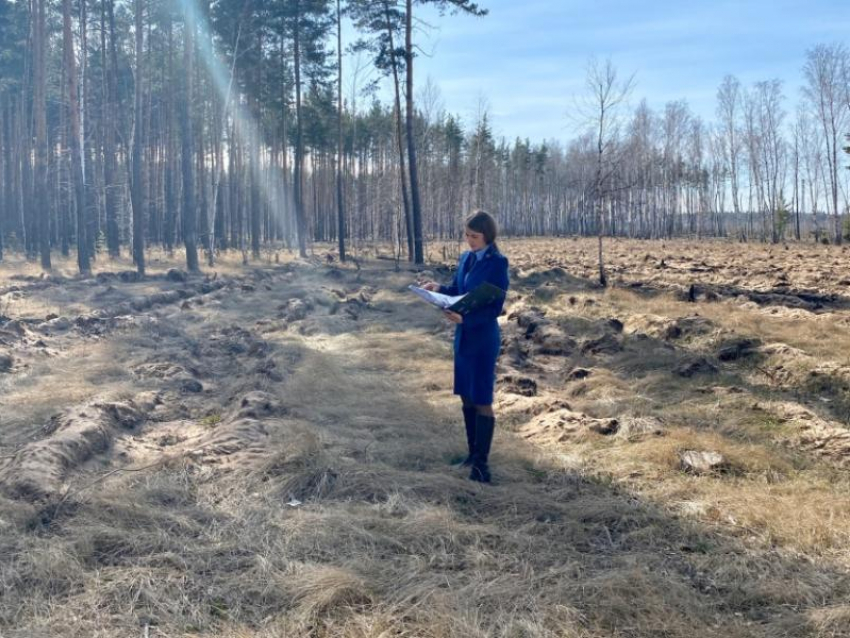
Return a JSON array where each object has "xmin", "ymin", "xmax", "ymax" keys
[{"xmin": 290, "ymin": 564, "xmax": 373, "ymax": 618}]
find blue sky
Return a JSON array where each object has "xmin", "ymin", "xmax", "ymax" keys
[{"xmin": 360, "ymin": 0, "xmax": 850, "ymax": 143}]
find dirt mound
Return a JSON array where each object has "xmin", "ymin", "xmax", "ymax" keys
[
  {"xmin": 495, "ymin": 393, "xmax": 571, "ymax": 421},
  {"xmin": 624, "ymin": 314, "xmax": 714, "ymax": 341},
  {"xmin": 532, "ymin": 325, "xmax": 577, "ymax": 356},
  {"xmin": 516, "ymin": 266, "xmax": 574, "ymax": 287},
  {"xmin": 279, "ymin": 297, "xmax": 313, "ymax": 323},
  {"xmin": 754, "ymin": 344, "xmax": 850, "ymax": 418},
  {"xmin": 0, "ymin": 318, "xmax": 36, "ymax": 347},
  {"xmin": 188, "ymin": 392, "xmax": 288, "ymax": 463},
  {"xmin": 504, "ymin": 304, "xmax": 580, "ymax": 358},
  {"xmin": 716, "ymin": 337, "xmax": 760, "ymax": 361},
  {"xmin": 336, "ymin": 286, "xmax": 377, "ymax": 320},
  {"xmin": 498, "ymin": 374, "xmax": 538, "ymax": 396},
  {"xmin": 0, "ymin": 351, "xmax": 13, "ymax": 372},
  {"xmin": 580, "ymin": 333, "xmax": 623, "ymax": 355},
  {"xmin": 0, "ymin": 400, "xmax": 145, "ymax": 501},
  {"xmin": 759, "ymin": 401, "xmax": 850, "ymax": 465},
  {"xmin": 740, "ymin": 287, "xmax": 837, "ymax": 311},
  {"xmin": 133, "ymin": 362, "xmax": 203, "ymax": 394},
  {"xmin": 758, "ymin": 342, "xmax": 810, "ymax": 359},
  {"xmin": 72, "ymin": 278, "xmax": 227, "ymax": 326},
  {"xmin": 501, "ymin": 334, "xmax": 533, "ymax": 368},
  {"xmin": 673, "ymin": 356, "xmax": 719, "ymax": 377},
  {"xmin": 233, "ymin": 390, "xmax": 285, "ymax": 419},
  {"xmin": 520, "ymin": 408, "xmax": 620, "ymax": 444},
  {"xmin": 754, "ymin": 343, "xmax": 811, "ymax": 386},
  {"xmin": 507, "ymin": 304, "xmax": 549, "ymax": 333},
  {"xmin": 36, "ymin": 315, "xmax": 74, "ymax": 334},
  {"xmin": 275, "ymin": 285, "xmax": 380, "ymax": 335},
  {"xmin": 166, "ymin": 268, "xmax": 188, "ymax": 282},
  {"xmin": 190, "ymin": 418, "xmax": 271, "ymax": 459},
  {"xmin": 134, "ymin": 362, "xmax": 199, "ymax": 379},
  {"xmin": 202, "ymin": 325, "xmax": 270, "ymax": 359}
]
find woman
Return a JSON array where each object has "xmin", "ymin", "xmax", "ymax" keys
[{"xmin": 422, "ymin": 211, "xmax": 509, "ymax": 483}]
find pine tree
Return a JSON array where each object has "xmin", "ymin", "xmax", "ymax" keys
[{"xmin": 405, "ymin": 0, "xmax": 485, "ymax": 263}]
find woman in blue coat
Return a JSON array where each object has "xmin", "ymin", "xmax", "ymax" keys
[{"xmin": 423, "ymin": 211, "xmax": 509, "ymax": 483}]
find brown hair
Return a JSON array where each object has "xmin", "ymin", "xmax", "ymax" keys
[{"xmin": 465, "ymin": 210, "xmax": 498, "ymax": 246}]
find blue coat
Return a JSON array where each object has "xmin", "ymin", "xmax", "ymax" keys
[{"xmin": 440, "ymin": 245, "xmax": 510, "ymax": 404}]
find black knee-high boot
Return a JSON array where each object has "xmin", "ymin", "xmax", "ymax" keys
[
  {"xmin": 469, "ymin": 415, "xmax": 495, "ymax": 483},
  {"xmin": 459, "ymin": 406, "xmax": 478, "ymax": 466}
]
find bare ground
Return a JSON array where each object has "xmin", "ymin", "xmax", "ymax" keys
[{"xmin": 1, "ymin": 239, "xmax": 849, "ymax": 637}]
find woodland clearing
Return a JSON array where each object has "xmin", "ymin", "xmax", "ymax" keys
[{"xmin": 1, "ymin": 237, "xmax": 849, "ymax": 638}]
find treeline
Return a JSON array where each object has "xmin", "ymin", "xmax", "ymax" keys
[
  {"xmin": 0, "ymin": 1, "xmax": 848, "ymax": 276},
  {"xmin": 0, "ymin": 0, "xmax": 485, "ymax": 272}
]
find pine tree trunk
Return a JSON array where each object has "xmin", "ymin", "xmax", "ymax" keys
[
  {"xmin": 131, "ymin": 0, "xmax": 146, "ymax": 275},
  {"xmin": 64, "ymin": 0, "xmax": 90, "ymax": 273},
  {"xmin": 34, "ymin": 0, "xmax": 51, "ymax": 270},
  {"xmin": 250, "ymin": 26, "xmax": 262, "ymax": 260},
  {"xmin": 106, "ymin": 0, "xmax": 122, "ymax": 256},
  {"xmin": 163, "ymin": 9, "xmax": 176, "ymax": 254},
  {"xmin": 17, "ymin": 93, "xmax": 30, "ymax": 255},
  {"xmin": 181, "ymin": 8, "xmax": 198, "ymax": 272},
  {"xmin": 293, "ymin": 1, "xmax": 307, "ymax": 258},
  {"xmin": 280, "ymin": 39, "xmax": 292, "ymax": 251},
  {"xmin": 80, "ymin": 0, "xmax": 94, "ymax": 260},
  {"xmin": 102, "ymin": 0, "xmax": 119, "ymax": 257},
  {"xmin": 335, "ymin": 0, "xmax": 346, "ymax": 262},
  {"xmin": 384, "ymin": 1, "xmax": 412, "ymax": 261},
  {"xmin": 1, "ymin": 95, "xmax": 12, "ymax": 261},
  {"xmin": 404, "ymin": 0, "xmax": 423, "ymax": 264}
]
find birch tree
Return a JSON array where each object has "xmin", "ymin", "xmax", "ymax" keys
[
  {"xmin": 577, "ymin": 57, "xmax": 634, "ymax": 286},
  {"xmin": 804, "ymin": 43, "xmax": 849, "ymax": 244},
  {"xmin": 717, "ymin": 75, "xmax": 743, "ymax": 223}
]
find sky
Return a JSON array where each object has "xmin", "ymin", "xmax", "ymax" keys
[{"xmin": 354, "ymin": 0, "xmax": 850, "ymax": 144}]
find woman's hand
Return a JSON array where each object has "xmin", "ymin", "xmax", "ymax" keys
[
  {"xmin": 421, "ymin": 281, "xmax": 440, "ymax": 292},
  {"xmin": 443, "ymin": 310, "xmax": 463, "ymax": 324}
]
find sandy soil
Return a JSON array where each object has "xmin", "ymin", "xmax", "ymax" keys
[{"xmin": 0, "ymin": 239, "xmax": 849, "ymax": 637}]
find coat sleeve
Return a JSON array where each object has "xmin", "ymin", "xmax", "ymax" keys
[
  {"xmin": 462, "ymin": 255, "xmax": 509, "ymax": 328},
  {"xmin": 439, "ymin": 253, "xmax": 466, "ymax": 296}
]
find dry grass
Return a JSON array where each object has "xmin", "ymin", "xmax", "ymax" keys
[{"xmin": 1, "ymin": 239, "xmax": 850, "ymax": 637}]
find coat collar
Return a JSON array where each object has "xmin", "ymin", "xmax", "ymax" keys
[
  {"xmin": 462, "ymin": 245, "xmax": 495, "ymax": 291},
  {"xmin": 461, "ymin": 245, "xmax": 495, "ymax": 280},
  {"xmin": 473, "ymin": 244, "xmax": 491, "ymax": 260},
  {"xmin": 470, "ymin": 244, "xmax": 495, "ymax": 261}
]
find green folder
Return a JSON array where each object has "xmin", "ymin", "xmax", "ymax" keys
[{"xmin": 448, "ymin": 282, "xmax": 506, "ymax": 315}]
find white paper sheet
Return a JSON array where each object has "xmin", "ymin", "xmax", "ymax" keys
[{"xmin": 408, "ymin": 285, "xmax": 467, "ymax": 309}]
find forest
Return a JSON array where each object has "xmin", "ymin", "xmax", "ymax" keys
[{"xmin": 1, "ymin": 0, "xmax": 850, "ymax": 278}]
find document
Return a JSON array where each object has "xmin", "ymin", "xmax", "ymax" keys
[
  {"xmin": 408, "ymin": 286, "xmax": 466, "ymax": 309},
  {"xmin": 409, "ymin": 282, "xmax": 506, "ymax": 315}
]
